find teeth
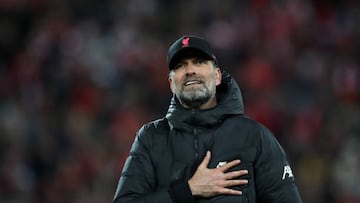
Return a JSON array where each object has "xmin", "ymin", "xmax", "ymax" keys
[{"xmin": 185, "ymin": 81, "xmax": 201, "ymax": 86}]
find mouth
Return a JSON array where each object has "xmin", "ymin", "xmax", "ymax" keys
[{"xmin": 183, "ymin": 80, "xmax": 202, "ymax": 86}]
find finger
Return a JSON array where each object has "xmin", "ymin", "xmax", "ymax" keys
[
  {"xmin": 217, "ymin": 187, "xmax": 242, "ymax": 195},
  {"xmin": 222, "ymin": 179, "xmax": 249, "ymax": 188},
  {"xmin": 218, "ymin": 159, "xmax": 241, "ymax": 172},
  {"xmin": 199, "ymin": 151, "xmax": 211, "ymax": 169},
  {"xmin": 224, "ymin": 170, "xmax": 248, "ymax": 179}
]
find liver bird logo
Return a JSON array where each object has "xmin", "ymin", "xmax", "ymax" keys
[{"xmin": 182, "ymin": 37, "xmax": 190, "ymax": 47}]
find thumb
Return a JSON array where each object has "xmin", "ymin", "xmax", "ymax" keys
[{"xmin": 199, "ymin": 151, "xmax": 211, "ymax": 169}]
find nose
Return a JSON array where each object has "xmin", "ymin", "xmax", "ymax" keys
[{"xmin": 185, "ymin": 63, "xmax": 196, "ymax": 76}]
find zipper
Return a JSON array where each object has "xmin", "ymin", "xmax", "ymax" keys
[
  {"xmin": 191, "ymin": 108, "xmax": 199, "ymax": 161},
  {"xmin": 244, "ymin": 191, "xmax": 250, "ymax": 203},
  {"xmin": 194, "ymin": 128, "xmax": 198, "ymax": 161}
]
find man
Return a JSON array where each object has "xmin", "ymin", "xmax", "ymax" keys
[{"xmin": 113, "ymin": 35, "xmax": 303, "ymax": 202}]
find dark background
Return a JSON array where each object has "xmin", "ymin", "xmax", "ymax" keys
[{"xmin": 0, "ymin": 0, "xmax": 359, "ymax": 202}]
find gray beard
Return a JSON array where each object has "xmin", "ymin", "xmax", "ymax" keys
[{"xmin": 178, "ymin": 83, "xmax": 215, "ymax": 108}]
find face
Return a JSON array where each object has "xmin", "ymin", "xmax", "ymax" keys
[{"xmin": 168, "ymin": 57, "xmax": 222, "ymax": 109}]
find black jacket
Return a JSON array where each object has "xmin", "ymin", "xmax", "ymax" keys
[{"xmin": 113, "ymin": 71, "xmax": 303, "ymax": 203}]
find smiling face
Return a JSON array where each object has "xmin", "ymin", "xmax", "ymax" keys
[{"xmin": 168, "ymin": 57, "xmax": 222, "ymax": 109}]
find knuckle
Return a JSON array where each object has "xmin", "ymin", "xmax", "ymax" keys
[{"xmin": 214, "ymin": 187, "xmax": 222, "ymax": 194}]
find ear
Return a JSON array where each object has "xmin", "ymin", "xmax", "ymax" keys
[
  {"xmin": 216, "ymin": 68, "xmax": 222, "ymax": 86},
  {"xmin": 168, "ymin": 76, "xmax": 175, "ymax": 93}
]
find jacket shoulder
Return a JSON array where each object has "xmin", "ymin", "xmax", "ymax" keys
[
  {"xmin": 132, "ymin": 118, "xmax": 169, "ymax": 154},
  {"xmin": 140, "ymin": 118, "xmax": 169, "ymax": 132},
  {"xmin": 136, "ymin": 118, "xmax": 169, "ymax": 140},
  {"xmin": 235, "ymin": 115, "xmax": 266, "ymax": 133},
  {"xmin": 230, "ymin": 115, "xmax": 277, "ymax": 145}
]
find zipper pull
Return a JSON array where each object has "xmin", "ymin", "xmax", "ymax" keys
[{"xmin": 191, "ymin": 108, "xmax": 196, "ymax": 115}]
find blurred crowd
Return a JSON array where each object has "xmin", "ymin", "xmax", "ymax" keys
[{"xmin": 0, "ymin": 0, "xmax": 359, "ymax": 202}]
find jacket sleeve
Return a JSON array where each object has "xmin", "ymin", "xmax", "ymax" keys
[
  {"xmin": 113, "ymin": 125, "xmax": 195, "ymax": 203},
  {"xmin": 254, "ymin": 125, "xmax": 303, "ymax": 203}
]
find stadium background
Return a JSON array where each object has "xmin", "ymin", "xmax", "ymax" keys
[{"xmin": 0, "ymin": 0, "xmax": 359, "ymax": 202}]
